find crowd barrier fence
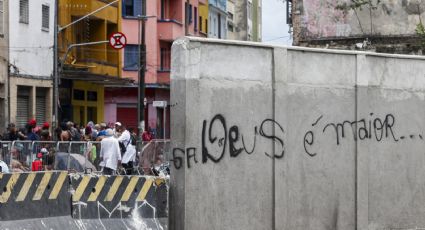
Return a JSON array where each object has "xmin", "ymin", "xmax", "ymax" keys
[{"xmin": 0, "ymin": 140, "xmax": 171, "ymax": 175}]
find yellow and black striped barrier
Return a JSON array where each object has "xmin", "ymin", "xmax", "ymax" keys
[
  {"xmin": 0, "ymin": 171, "xmax": 70, "ymax": 221},
  {"xmin": 70, "ymin": 174, "xmax": 168, "ymax": 219},
  {"xmin": 0, "ymin": 172, "xmax": 168, "ymax": 221}
]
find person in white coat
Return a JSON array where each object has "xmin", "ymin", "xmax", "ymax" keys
[
  {"xmin": 117, "ymin": 125, "xmax": 136, "ymax": 175},
  {"xmin": 100, "ymin": 129, "xmax": 121, "ymax": 175}
]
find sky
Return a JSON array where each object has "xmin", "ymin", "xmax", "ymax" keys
[{"xmin": 262, "ymin": 0, "xmax": 292, "ymax": 46}]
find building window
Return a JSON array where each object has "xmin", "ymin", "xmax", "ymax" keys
[
  {"xmin": 228, "ymin": 12, "xmax": 233, "ymax": 21},
  {"xmin": 0, "ymin": 0, "xmax": 4, "ymax": 35},
  {"xmin": 199, "ymin": 16, "xmax": 202, "ymax": 32},
  {"xmin": 160, "ymin": 47, "xmax": 171, "ymax": 71},
  {"xmin": 161, "ymin": 0, "xmax": 165, "ymax": 19},
  {"xmin": 87, "ymin": 91, "xmax": 98, "ymax": 101},
  {"xmin": 218, "ymin": 15, "xmax": 221, "ymax": 38},
  {"xmin": 205, "ymin": 19, "xmax": 208, "ymax": 33},
  {"xmin": 123, "ymin": 0, "xmax": 142, "ymax": 17},
  {"xmin": 189, "ymin": 4, "xmax": 193, "ymax": 24},
  {"xmin": 228, "ymin": 23, "xmax": 233, "ymax": 32},
  {"xmin": 73, "ymin": 90, "xmax": 85, "ymax": 101},
  {"xmin": 124, "ymin": 45, "xmax": 139, "ymax": 71},
  {"xmin": 194, "ymin": 7, "xmax": 198, "ymax": 32},
  {"xmin": 19, "ymin": 0, "xmax": 29, "ymax": 24},
  {"xmin": 185, "ymin": 3, "xmax": 193, "ymax": 25},
  {"xmin": 42, "ymin": 4, "xmax": 50, "ymax": 31}
]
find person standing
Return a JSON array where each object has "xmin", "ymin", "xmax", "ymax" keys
[
  {"xmin": 2, "ymin": 123, "xmax": 19, "ymax": 141},
  {"xmin": 99, "ymin": 129, "xmax": 121, "ymax": 175},
  {"xmin": 26, "ymin": 123, "xmax": 40, "ymax": 141},
  {"xmin": 118, "ymin": 125, "xmax": 135, "ymax": 175}
]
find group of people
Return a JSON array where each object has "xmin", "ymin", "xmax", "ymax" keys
[
  {"xmin": 1, "ymin": 119, "xmax": 52, "ymax": 142},
  {"xmin": 0, "ymin": 119, "xmax": 156, "ymax": 175}
]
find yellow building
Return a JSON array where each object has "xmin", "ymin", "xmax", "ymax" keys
[
  {"xmin": 199, "ymin": 0, "xmax": 209, "ymax": 37},
  {"xmin": 58, "ymin": 0, "xmax": 129, "ymax": 124}
]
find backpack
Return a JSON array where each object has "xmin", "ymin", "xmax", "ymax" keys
[
  {"xmin": 119, "ymin": 141, "xmax": 127, "ymax": 155},
  {"xmin": 69, "ymin": 129, "xmax": 81, "ymax": 141},
  {"xmin": 130, "ymin": 134, "xmax": 137, "ymax": 146}
]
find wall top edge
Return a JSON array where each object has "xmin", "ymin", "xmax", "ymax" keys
[{"xmin": 181, "ymin": 37, "xmax": 425, "ymax": 61}]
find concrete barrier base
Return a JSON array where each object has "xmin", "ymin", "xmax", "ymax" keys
[{"xmin": 1, "ymin": 216, "xmax": 168, "ymax": 230}]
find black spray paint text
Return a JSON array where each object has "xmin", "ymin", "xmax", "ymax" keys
[{"xmin": 172, "ymin": 114, "xmax": 285, "ymax": 170}]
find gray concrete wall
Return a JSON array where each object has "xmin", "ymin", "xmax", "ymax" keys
[
  {"xmin": 293, "ymin": 0, "xmax": 425, "ymax": 42},
  {"xmin": 170, "ymin": 37, "xmax": 425, "ymax": 230}
]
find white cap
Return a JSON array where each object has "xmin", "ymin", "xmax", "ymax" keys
[
  {"xmin": 40, "ymin": 148, "xmax": 48, "ymax": 154},
  {"xmin": 115, "ymin": 122, "xmax": 122, "ymax": 126},
  {"xmin": 106, "ymin": 129, "xmax": 114, "ymax": 137}
]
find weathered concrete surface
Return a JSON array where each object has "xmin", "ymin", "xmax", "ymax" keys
[
  {"xmin": 292, "ymin": 0, "xmax": 425, "ymax": 41},
  {"xmin": 0, "ymin": 172, "xmax": 168, "ymax": 230},
  {"xmin": 1, "ymin": 216, "xmax": 168, "ymax": 230},
  {"xmin": 170, "ymin": 37, "xmax": 425, "ymax": 230}
]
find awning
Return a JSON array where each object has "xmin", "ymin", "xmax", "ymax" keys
[
  {"xmin": 104, "ymin": 83, "xmax": 170, "ymax": 89},
  {"xmin": 61, "ymin": 69, "xmax": 134, "ymax": 86}
]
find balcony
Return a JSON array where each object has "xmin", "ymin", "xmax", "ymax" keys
[{"xmin": 157, "ymin": 19, "xmax": 184, "ymax": 41}]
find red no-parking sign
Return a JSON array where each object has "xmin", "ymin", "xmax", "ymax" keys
[{"xmin": 109, "ymin": 32, "xmax": 127, "ymax": 49}]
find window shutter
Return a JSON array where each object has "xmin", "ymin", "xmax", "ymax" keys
[
  {"xmin": 16, "ymin": 96, "xmax": 29, "ymax": 128},
  {"xmin": 19, "ymin": 0, "xmax": 29, "ymax": 24},
  {"xmin": 42, "ymin": 5, "xmax": 50, "ymax": 30}
]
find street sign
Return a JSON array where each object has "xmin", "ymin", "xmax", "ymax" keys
[
  {"xmin": 109, "ymin": 32, "xmax": 127, "ymax": 50},
  {"xmin": 153, "ymin": 101, "xmax": 167, "ymax": 108}
]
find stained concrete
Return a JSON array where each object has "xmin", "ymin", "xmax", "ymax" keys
[{"xmin": 170, "ymin": 37, "xmax": 425, "ymax": 230}]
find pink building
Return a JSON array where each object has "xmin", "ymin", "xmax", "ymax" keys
[{"xmin": 104, "ymin": 0, "xmax": 204, "ymax": 139}]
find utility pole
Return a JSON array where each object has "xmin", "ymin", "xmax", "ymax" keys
[
  {"xmin": 53, "ymin": 0, "xmax": 59, "ymax": 136},
  {"xmin": 137, "ymin": 1, "xmax": 155, "ymax": 139}
]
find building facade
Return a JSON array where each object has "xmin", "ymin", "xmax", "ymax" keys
[
  {"xmin": 0, "ymin": 0, "xmax": 8, "ymax": 133},
  {"xmin": 208, "ymin": 0, "xmax": 227, "ymax": 39},
  {"xmin": 104, "ymin": 0, "xmax": 206, "ymax": 139},
  {"xmin": 227, "ymin": 0, "xmax": 262, "ymax": 42},
  {"xmin": 58, "ymin": 0, "xmax": 129, "ymax": 125},
  {"xmin": 8, "ymin": 0, "xmax": 54, "ymax": 128},
  {"xmin": 290, "ymin": 0, "xmax": 425, "ymax": 53}
]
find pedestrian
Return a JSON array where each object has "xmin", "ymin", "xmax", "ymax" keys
[
  {"xmin": 142, "ymin": 128, "xmax": 153, "ymax": 142},
  {"xmin": 114, "ymin": 122, "xmax": 121, "ymax": 137},
  {"xmin": 26, "ymin": 123, "xmax": 40, "ymax": 141},
  {"xmin": 99, "ymin": 129, "xmax": 121, "ymax": 175},
  {"xmin": 96, "ymin": 123, "xmax": 108, "ymax": 141},
  {"xmin": 28, "ymin": 119, "xmax": 37, "ymax": 130},
  {"xmin": 60, "ymin": 122, "xmax": 71, "ymax": 141},
  {"xmin": 17, "ymin": 127, "xmax": 27, "ymax": 140},
  {"xmin": 118, "ymin": 124, "xmax": 136, "ymax": 175},
  {"xmin": 67, "ymin": 121, "xmax": 81, "ymax": 141},
  {"xmin": 83, "ymin": 126, "xmax": 93, "ymax": 141},
  {"xmin": 40, "ymin": 122, "xmax": 51, "ymax": 141},
  {"xmin": 2, "ymin": 123, "xmax": 19, "ymax": 141},
  {"xmin": 0, "ymin": 156, "xmax": 9, "ymax": 173}
]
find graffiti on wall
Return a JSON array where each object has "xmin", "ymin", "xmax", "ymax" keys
[
  {"xmin": 173, "ymin": 112, "xmax": 422, "ymax": 169},
  {"xmin": 172, "ymin": 114, "xmax": 285, "ymax": 170}
]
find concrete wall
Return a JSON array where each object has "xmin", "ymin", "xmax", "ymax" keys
[
  {"xmin": 292, "ymin": 0, "xmax": 425, "ymax": 48},
  {"xmin": 170, "ymin": 37, "xmax": 425, "ymax": 230}
]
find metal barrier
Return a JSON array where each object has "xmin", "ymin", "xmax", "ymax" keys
[
  {"xmin": 0, "ymin": 141, "xmax": 12, "ymax": 171},
  {"xmin": 137, "ymin": 140, "xmax": 171, "ymax": 175},
  {"xmin": 1, "ymin": 140, "xmax": 171, "ymax": 174}
]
